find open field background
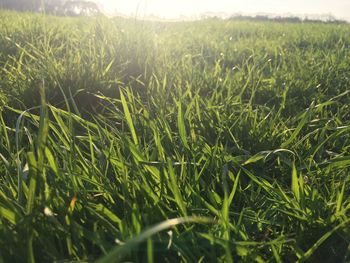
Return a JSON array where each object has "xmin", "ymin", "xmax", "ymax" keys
[{"xmin": 0, "ymin": 10, "xmax": 349, "ymax": 262}]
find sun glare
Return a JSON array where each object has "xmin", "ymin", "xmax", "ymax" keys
[{"xmin": 100, "ymin": 0, "xmax": 350, "ymax": 21}]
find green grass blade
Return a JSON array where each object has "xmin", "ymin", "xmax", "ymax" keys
[
  {"xmin": 120, "ymin": 90, "xmax": 138, "ymax": 145},
  {"xmin": 166, "ymin": 159, "xmax": 187, "ymax": 216},
  {"xmin": 26, "ymin": 152, "xmax": 37, "ymax": 214},
  {"xmin": 96, "ymin": 216, "xmax": 214, "ymax": 263},
  {"xmin": 297, "ymin": 218, "xmax": 350, "ymax": 262},
  {"xmin": 291, "ymin": 163, "xmax": 300, "ymax": 201},
  {"xmin": 177, "ymin": 102, "xmax": 189, "ymax": 149}
]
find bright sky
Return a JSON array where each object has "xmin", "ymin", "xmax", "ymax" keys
[{"xmin": 98, "ymin": 0, "xmax": 350, "ymax": 21}]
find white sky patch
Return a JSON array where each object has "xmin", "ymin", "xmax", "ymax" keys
[{"xmin": 97, "ymin": 0, "xmax": 350, "ymax": 21}]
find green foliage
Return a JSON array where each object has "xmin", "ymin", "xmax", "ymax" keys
[{"xmin": 0, "ymin": 10, "xmax": 349, "ymax": 262}]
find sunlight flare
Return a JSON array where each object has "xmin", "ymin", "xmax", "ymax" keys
[{"xmin": 100, "ymin": 0, "xmax": 350, "ymax": 20}]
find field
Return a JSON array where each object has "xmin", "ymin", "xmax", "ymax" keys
[{"xmin": 0, "ymin": 10, "xmax": 349, "ymax": 262}]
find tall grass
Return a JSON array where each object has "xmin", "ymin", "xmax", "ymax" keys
[{"xmin": 0, "ymin": 10, "xmax": 349, "ymax": 262}]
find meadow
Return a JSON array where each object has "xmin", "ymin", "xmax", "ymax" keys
[{"xmin": 0, "ymin": 10, "xmax": 349, "ymax": 262}]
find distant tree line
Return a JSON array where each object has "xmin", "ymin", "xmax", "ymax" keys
[
  {"xmin": 228, "ymin": 14, "xmax": 347, "ymax": 24},
  {"xmin": 0, "ymin": 0, "xmax": 101, "ymax": 16},
  {"xmin": 198, "ymin": 11, "xmax": 347, "ymax": 24},
  {"xmin": 0, "ymin": 0, "xmax": 42, "ymax": 12}
]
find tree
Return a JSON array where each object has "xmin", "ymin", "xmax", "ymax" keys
[
  {"xmin": 0, "ymin": 0, "xmax": 42, "ymax": 12},
  {"xmin": 62, "ymin": 1, "xmax": 100, "ymax": 16},
  {"xmin": 0, "ymin": 0, "xmax": 101, "ymax": 16},
  {"xmin": 43, "ymin": 0, "xmax": 64, "ymax": 15}
]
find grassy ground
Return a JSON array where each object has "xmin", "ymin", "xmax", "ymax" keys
[{"xmin": 0, "ymin": 10, "xmax": 349, "ymax": 262}]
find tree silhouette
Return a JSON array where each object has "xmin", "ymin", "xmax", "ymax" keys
[
  {"xmin": 0, "ymin": 0, "xmax": 43, "ymax": 11},
  {"xmin": 43, "ymin": 0, "xmax": 64, "ymax": 14},
  {"xmin": 62, "ymin": 1, "xmax": 100, "ymax": 16},
  {"xmin": 0, "ymin": 0, "xmax": 101, "ymax": 16}
]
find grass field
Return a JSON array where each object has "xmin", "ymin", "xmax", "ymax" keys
[{"xmin": 0, "ymin": 10, "xmax": 349, "ymax": 262}]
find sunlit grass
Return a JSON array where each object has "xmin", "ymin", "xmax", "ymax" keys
[{"xmin": 0, "ymin": 10, "xmax": 349, "ymax": 262}]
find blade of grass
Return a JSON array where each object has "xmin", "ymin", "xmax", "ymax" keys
[
  {"xmin": 297, "ymin": 218, "xmax": 350, "ymax": 262},
  {"xmin": 96, "ymin": 216, "xmax": 214, "ymax": 263},
  {"xmin": 120, "ymin": 90, "xmax": 138, "ymax": 145},
  {"xmin": 177, "ymin": 102, "xmax": 189, "ymax": 149}
]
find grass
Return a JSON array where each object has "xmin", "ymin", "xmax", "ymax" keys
[{"xmin": 0, "ymin": 10, "xmax": 349, "ymax": 262}]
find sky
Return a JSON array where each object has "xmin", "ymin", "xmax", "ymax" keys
[{"xmin": 98, "ymin": 0, "xmax": 350, "ymax": 21}]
